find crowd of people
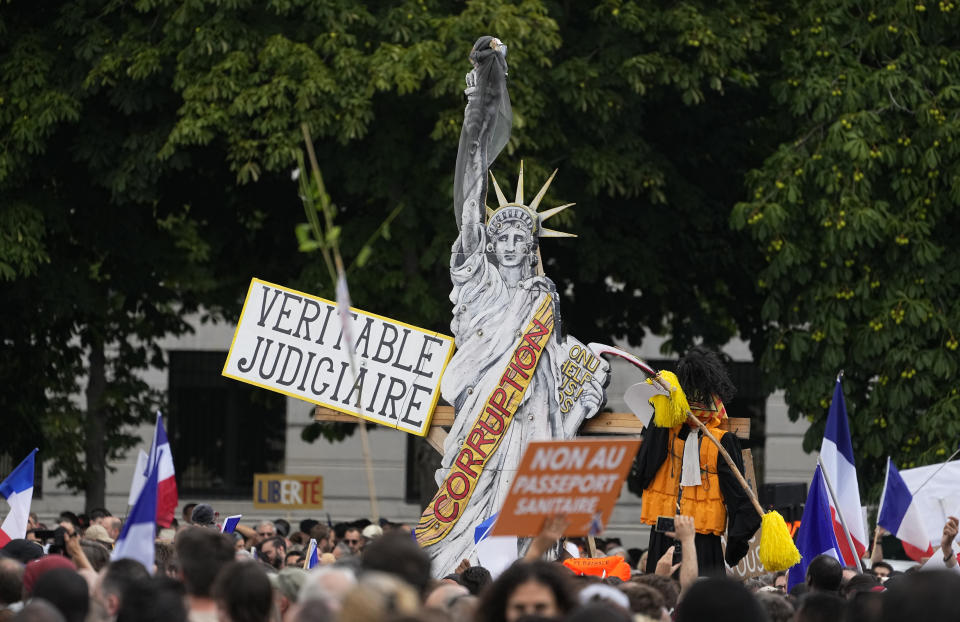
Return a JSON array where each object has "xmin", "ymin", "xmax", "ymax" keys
[{"xmin": 1, "ymin": 503, "xmax": 958, "ymax": 622}]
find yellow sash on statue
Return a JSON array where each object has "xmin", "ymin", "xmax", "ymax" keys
[{"xmin": 415, "ymin": 295, "xmax": 555, "ymax": 547}]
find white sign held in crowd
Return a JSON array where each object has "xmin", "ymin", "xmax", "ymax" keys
[{"xmin": 223, "ymin": 278, "xmax": 455, "ymax": 436}]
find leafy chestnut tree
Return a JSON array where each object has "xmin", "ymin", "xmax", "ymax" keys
[{"xmin": 733, "ymin": 0, "xmax": 960, "ymax": 492}]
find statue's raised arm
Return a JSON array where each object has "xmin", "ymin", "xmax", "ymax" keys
[
  {"xmin": 416, "ymin": 36, "xmax": 609, "ymax": 577},
  {"xmin": 453, "ymin": 36, "xmax": 511, "ymax": 256}
]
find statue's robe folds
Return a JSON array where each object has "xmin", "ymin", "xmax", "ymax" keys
[{"xmin": 422, "ymin": 225, "xmax": 606, "ymax": 574}]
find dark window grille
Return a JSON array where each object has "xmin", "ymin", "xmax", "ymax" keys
[
  {"xmin": 167, "ymin": 350, "xmax": 285, "ymax": 498},
  {"xmin": 0, "ymin": 454, "xmax": 42, "ymax": 499}
]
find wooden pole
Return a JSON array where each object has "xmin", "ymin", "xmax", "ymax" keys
[
  {"xmin": 911, "ymin": 445, "xmax": 960, "ymax": 496},
  {"xmin": 689, "ymin": 415, "xmax": 764, "ymax": 516},
  {"xmin": 817, "ymin": 456, "xmax": 866, "ymax": 573},
  {"xmin": 587, "ymin": 535, "xmax": 598, "ymax": 558},
  {"xmin": 299, "ymin": 123, "xmax": 380, "ymax": 524},
  {"xmin": 358, "ymin": 423, "xmax": 380, "ymax": 524}
]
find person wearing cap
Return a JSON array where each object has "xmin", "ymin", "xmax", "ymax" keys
[
  {"xmin": 361, "ymin": 525, "xmax": 383, "ymax": 549},
  {"xmin": 84, "ymin": 524, "xmax": 115, "ymax": 550},
  {"xmin": 269, "ymin": 566, "xmax": 306, "ymax": 619},
  {"xmin": 22, "ymin": 555, "xmax": 77, "ymax": 599},
  {"xmin": 1, "ymin": 540, "xmax": 43, "ymax": 565},
  {"xmin": 273, "ymin": 519, "xmax": 291, "ymax": 539},
  {"xmin": 190, "ymin": 504, "xmax": 217, "ymax": 528}
]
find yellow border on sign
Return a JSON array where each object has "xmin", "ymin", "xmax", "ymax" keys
[
  {"xmin": 252, "ymin": 473, "xmax": 324, "ymax": 510},
  {"xmin": 222, "ymin": 277, "xmax": 456, "ymax": 437}
]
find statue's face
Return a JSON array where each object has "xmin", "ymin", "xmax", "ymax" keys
[{"xmin": 493, "ymin": 227, "xmax": 533, "ymax": 268}]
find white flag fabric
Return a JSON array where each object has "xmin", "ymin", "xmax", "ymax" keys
[
  {"xmin": 818, "ymin": 379, "xmax": 867, "ymax": 564},
  {"xmin": 127, "ymin": 450, "xmax": 149, "ymax": 506},
  {"xmin": 335, "ymin": 272, "xmax": 354, "ymax": 354},
  {"xmin": 0, "ymin": 449, "xmax": 38, "ymax": 546},
  {"xmin": 900, "ymin": 460, "xmax": 960, "ymax": 555},
  {"xmin": 113, "ymin": 453, "xmax": 159, "ymax": 573}
]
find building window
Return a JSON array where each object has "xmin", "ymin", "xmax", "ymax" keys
[{"xmin": 167, "ymin": 350, "xmax": 285, "ymax": 498}]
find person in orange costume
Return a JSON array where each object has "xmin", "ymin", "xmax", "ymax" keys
[{"xmin": 627, "ymin": 346, "xmax": 760, "ymax": 577}]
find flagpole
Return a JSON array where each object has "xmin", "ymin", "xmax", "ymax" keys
[
  {"xmin": 357, "ymin": 424, "xmax": 380, "ymax": 524},
  {"xmin": 817, "ymin": 456, "xmax": 865, "ymax": 573},
  {"xmin": 910, "ymin": 446, "xmax": 960, "ymax": 497}
]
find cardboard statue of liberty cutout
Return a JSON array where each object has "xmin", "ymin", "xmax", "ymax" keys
[{"xmin": 415, "ymin": 36, "xmax": 609, "ymax": 575}]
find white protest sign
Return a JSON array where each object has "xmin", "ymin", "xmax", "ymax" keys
[{"xmin": 223, "ymin": 278, "xmax": 455, "ymax": 436}]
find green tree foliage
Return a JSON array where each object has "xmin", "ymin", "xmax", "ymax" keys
[
  {"xmin": 732, "ymin": 0, "xmax": 960, "ymax": 491},
  {"xmin": 0, "ymin": 0, "xmax": 787, "ymax": 506},
  {"xmin": 8, "ymin": 0, "xmax": 951, "ymax": 505},
  {"xmin": 0, "ymin": 2, "xmax": 308, "ymax": 507}
]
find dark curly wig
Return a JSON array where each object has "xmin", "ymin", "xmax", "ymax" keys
[{"xmin": 676, "ymin": 346, "xmax": 736, "ymax": 404}]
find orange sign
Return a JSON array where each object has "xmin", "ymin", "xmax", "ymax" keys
[
  {"xmin": 563, "ymin": 556, "xmax": 632, "ymax": 580},
  {"xmin": 491, "ymin": 438, "xmax": 640, "ymax": 537}
]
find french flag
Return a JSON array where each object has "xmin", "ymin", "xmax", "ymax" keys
[
  {"xmin": 819, "ymin": 379, "xmax": 867, "ymax": 565},
  {"xmin": 787, "ymin": 465, "xmax": 843, "ymax": 591},
  {"xmin": 148, "ymin": 413, "xmax": 178, "ymax": 528},
  {"xmin": 0, "ymin": 449, "xmax": 38, "ymax": 547},
  {"xmin": 304, "ymin": 538, "xmax": 320, "ymax": 569},
  {"xmin": 473, "ymin": 513, "xmax": 518, "ymax": 579},
  {"xmin": 877, "ymin": 458, "xmax": 934, "ymax": 561},
  {"xmin": 113, "ymin": 451, "xmax": 159, "ymax": 572}
]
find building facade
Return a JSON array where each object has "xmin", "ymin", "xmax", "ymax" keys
[{"xmin": 29, "ymin": 317, "xmax": 816, "ymax": 544}]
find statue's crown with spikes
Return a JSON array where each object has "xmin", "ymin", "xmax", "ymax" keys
[{"xmin": 485, "ymin": 163, "xmax": 575, "ymax": 240}]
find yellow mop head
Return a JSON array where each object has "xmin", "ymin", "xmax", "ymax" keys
[
  {"xmin": 758, "ymin": 510, "xmax": 802, "ymax": 571},
  {"xmin": 649, "ymin": 371, "xmax": 690, "ymax": 428}
]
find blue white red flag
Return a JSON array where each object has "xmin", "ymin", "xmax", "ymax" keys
[
  {"xmin": 127, "ymin": 449, "xmax": 149, "ymax": 506},
  {"xmin": 0, "ymin": 449, "xmax": 38, "ymax": 547},
  {"xmin": 113, "ymin": 451, "xmax": 159, "ymax": 572},
  {"xmin": 787, "ymin": 465, "xmax": 843, "ymax": 591},
  {"xmin": 878, "ymin": 457, "xmax": 934, "ymax": 561},
  {"xmin": 304, "ymin": 538, "xmax": 320, "ymax": 569},
  {"xmin": 819, "ymin": 379, "xmax": 867, "ymax": 565},
  {"xmin": 147, "ymin": 413, "xmax": 178, "ymax": 528}
]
